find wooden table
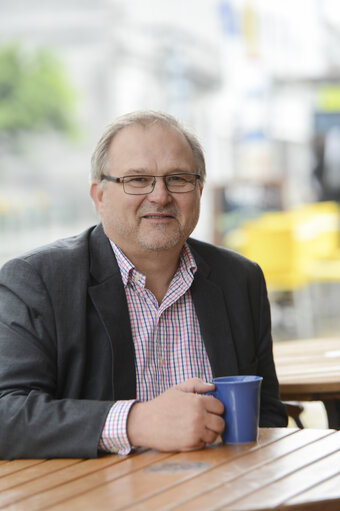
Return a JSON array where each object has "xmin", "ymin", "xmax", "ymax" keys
[
  {"xmin": 0, "ymin": 428, "xmax": 339, "ymax": 510},
  {"xmin": 273, "ymin": 337, "xmax": 340, "ymax": 428}
]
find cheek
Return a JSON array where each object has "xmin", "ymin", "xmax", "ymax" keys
[
  {"xmin": 126, "ymin": 195, "xmax": 145, "ymax": 212},
  {"xmin": 111, "ymin": 195, "xmax": 144, "ymax": 220},
  {"xmin": 181, "ymin": 195, "xmax": 200, "ymax": 215}
]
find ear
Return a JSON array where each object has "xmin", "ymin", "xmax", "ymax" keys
[{"xmin": 90, "ymin": 181, "xmax": 104, "ymax": 212}]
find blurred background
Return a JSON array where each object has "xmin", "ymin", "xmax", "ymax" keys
[{"xmin": 1, "ymin": 0, "xmax": 340, "ymax": 347}]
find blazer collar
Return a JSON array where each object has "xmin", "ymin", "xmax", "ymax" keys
[
  {"xmin": 187, "ymin": 239, "xmax": 238, "ymax": 378},
  {"xmin": 88, "ymin": 224, "xmax": 136, "ymax": 399},
  {"xmin": 88, "ymin": 224, "xmax": 119, "ymax": 282}
]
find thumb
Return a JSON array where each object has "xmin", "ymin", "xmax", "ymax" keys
[{"xmin": 177, "ymin": 378, "xmax": 215, "ymax": 394}]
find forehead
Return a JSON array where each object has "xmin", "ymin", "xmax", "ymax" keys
[{"xmin": 107, "ymin": 122, "xmax": 196, "ymax": 172}]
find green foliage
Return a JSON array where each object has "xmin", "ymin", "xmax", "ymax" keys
[{"xmin": 0, "ymin": 43, "xmax": 77, "ymax": 137}]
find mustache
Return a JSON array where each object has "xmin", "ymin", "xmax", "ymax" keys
[{"xmin": 138, "ymin": 206, "xmax": 178, "ymax": 217}]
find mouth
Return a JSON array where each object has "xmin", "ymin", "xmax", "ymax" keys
[{"xmin": 141, "ymin": 213, "xmax": 175, "ymax": 222}]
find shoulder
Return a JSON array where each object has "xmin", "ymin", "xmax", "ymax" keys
[
  {"xmin": 187, "ymin": 237, "xmax": 259, "ymax": 272},
  {"xmin": 24, "ymin": 226, "xmax": 95, "ymax": 263},
  {"xmin": 187, "ymin": 237, "xmax": 266, "ymax": 294},
  {"xmin": 0, "ymin": 225, "xmax": 98, "ymax": 283}
]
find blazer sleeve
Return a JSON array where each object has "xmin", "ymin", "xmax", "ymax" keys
[
  {"xmin": 0, "ymin": 258, "xmax": 113, "ymax": 459},
  {"xmin": 252, "ymin": 264, "xmax": 288, "ymax": 427}
]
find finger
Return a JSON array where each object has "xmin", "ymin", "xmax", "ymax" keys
[
  {"xmin": 177, "ymin": 378, "xmax": 214, "ymax": 394},
  {"xmin": 202, "ymin": 395, "xmax": 224, "ymax": 415},
  {"xmin": 191, "ymin": 380, "xmax": 216, "ymax": 394},
  {"xmin": 182, "ymin": 440, "xmax": 205, "ymax": 452},
  {"xmin": 205, "ymin": 413, "xmax": 225, "ymax": 435},
  {"xmin": 202, "ymin": 428, "xmax": 221, "ymax": 445}
]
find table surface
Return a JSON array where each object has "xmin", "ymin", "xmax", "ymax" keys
[
  {"xmin": 0, "ymin": 428, "xmax": 339, "ymax": 511},
  {"xmin": 273, "ymin": 337, "xmax": 340, "ymax": 399}
]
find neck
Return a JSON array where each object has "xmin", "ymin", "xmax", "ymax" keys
[{"xmin": 125, "ymin": 245, "xmax": 183, "ymax": 304}]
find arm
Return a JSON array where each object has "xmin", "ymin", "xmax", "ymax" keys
[
  {"xmin": 0, "ymin": 258, "xmax": 112, "ymax": 459},
  {"xmin": 100, "ymin": 380, "xmax": 224, "ymax": 455},
  {"xmin": 253, "ymin": 265, "xmax": 288, "ymax": 427}
]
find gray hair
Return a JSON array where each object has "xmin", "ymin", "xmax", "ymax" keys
[{"xmin": 90, "ymin": 110, "xmax": 206, "ymax": 183}]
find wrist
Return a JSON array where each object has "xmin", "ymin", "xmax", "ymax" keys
[{"xmin": 127, "ymin": 401, "xmax": 150, "ymax": 448}]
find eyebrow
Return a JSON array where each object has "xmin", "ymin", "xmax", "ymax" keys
[
  {"xmin": 122, "ymin": 168, "xmax": 194, "ymax": 175},
  {"xmin": 122, "ymin": 169, "xmax": 148, "ymax": 175}
]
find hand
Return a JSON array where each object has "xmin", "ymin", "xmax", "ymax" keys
[{"xmin": 126, "ymin": 378, "xmax": 225, "ymax": 452}]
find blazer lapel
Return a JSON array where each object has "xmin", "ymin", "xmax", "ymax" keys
[
  {"xmin": 190, "ymin": 245, "xmax": 238, "ymax": 378},
  {"xmin": 88, "ymin": 225, "xmax": 136, "ymax": 399}
]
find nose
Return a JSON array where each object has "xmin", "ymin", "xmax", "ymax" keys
[{"xmin": 147, "ymin": 176, "xmax": 172, "ymax": 205}]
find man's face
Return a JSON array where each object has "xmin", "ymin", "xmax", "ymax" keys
[{"xmin": 90, "ymin": 122, "xmax": 203, "ymax": 259}]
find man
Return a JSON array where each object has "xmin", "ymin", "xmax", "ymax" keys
[{"xmin": 0, "ymin": 111, "xmax": 287, "ymax": 459}]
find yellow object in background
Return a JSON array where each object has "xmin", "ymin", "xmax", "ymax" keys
[
  {"xmin": 238, "ymin": 201, "xmax": 340, "ymax": 290},
  {"xmin": 316, "ymin": 86, "xmax": 340, "ymax": 112}
]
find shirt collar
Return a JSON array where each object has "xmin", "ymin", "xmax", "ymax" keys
[
  {"xmin": 110, "ymin": 242, "xmax": 137, "ymax": 287},
  {"xmin": 110, "ymin": 241, "xmax": 197, "ymax": 288},
  {"xmin": 178, "ymin": 242, "xmax": 197, "ymax": 283}
]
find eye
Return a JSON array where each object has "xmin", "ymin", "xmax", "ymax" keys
[
  {"xmin": 125, "ymin": 176, "xmax": 152, "ymax": 186},
  {"xmin": 167, "ymin": 175, "xmax": 188, "ymax": 184}
]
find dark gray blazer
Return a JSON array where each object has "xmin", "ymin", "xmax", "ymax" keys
[{"xmin": 0, "ymin": 224, "xmax": 287, "ymax": 459}]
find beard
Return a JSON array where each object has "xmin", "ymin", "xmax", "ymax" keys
[
  {"xmin": 105, "ymin": 203, "xmax": 200, "ymax": 253},
  {"xmin": 135, "ymin": 203, "xmax": 200, "ymax": 251},
  {"xmin": 136, "ymin": 221, "xmax": 183, "ymax": 251}
]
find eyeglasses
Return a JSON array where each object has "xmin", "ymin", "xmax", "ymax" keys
[{"xmin": 100, "ymin": 173, "xmax": 201, "ymax": 195}]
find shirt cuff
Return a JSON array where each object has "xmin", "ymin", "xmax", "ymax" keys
[{"xmin": 99, "ymin": 400, "xmax": 136, "ymax": 455}]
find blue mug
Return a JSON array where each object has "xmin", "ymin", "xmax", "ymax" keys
[{"xmin": 207, "ymin": 375, "xmax": 263, "ymax": 444}]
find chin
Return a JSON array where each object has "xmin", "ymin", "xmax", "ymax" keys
[{"xmin": 138, "ymin": 233, "xmax": 183, "ymax": 251}]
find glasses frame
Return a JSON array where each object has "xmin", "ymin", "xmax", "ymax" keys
[{"xmin": 100, "ymin": 173, "xmax": 201, "ymax": 195}]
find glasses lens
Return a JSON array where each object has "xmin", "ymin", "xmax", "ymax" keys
[
  {"xmin": 121, "ymin": 174, "xmax": 199, "ymax": 194},
  {"xmin": 166, "ymin": 174, "xmax": 197, "ymax": 192},
  {"xmin": 123, "ymin": 176, "xmax": 154, "ymax": 194}
]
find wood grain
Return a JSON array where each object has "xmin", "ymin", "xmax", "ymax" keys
[
  {"xmin": 0, "ymin": 429, "xmax": 338, "ymax": 511},
  {"xmin": 274, "ymin": 337, "xmax": 340, "ymax": 397}
]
